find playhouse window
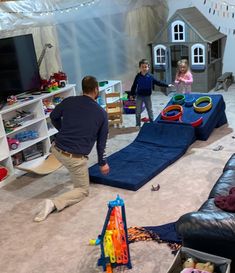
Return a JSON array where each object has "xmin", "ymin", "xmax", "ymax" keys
[
  {"xmin": 171, "ymin": 20, "xmax": 185, "ymax": 42},
  {"xmin": 154, "ymin": 45, "xmax": 166, "ymax": 65},
  {"xmin": 191, "ymin": 44, "xmax": 205, "ymax": 65}
]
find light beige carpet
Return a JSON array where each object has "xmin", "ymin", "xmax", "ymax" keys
[{"xmin": 0, "ymin": 87, "xmax": 235, "ymax": 273}]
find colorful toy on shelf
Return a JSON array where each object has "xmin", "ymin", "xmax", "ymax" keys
[
  {"xmin": 41, "ymin": 78, "xmax": 59, "ymax": 92},
  {"xmin": 7, "ymin": 137, "xmax": 20, "ymax": 150},
  {"xmin": 47, "ymin": 80, "xmax": 59, "ymax": 92},
  {"xmin": 52, "ymin": 71, "xmax": 67, "ymax": 88},
  {"xmin": 92, "ymin": 195, "xmax": 132, "ymax": 272},
  {"xmin": 40, "ymin": 78, "xmax": 50, "ymax": 91},
  {"xmin": 14, "ymin": 130, "xmax": 39, "ymax": 142},
  {"xmin": 3, "ymin": 110, "xmax": 34, "ymax": 133},
  {"xmin": 0, "ymin": 165, "xmax": 9, "ymax": 182},
  {"xmin": 53, "ymin": 96, "xmax": 63, "ymax": 105},
  {"xmin": 7, "ymin": 95, "xmax": 17, "ymax": 105},
  {"xmin": 4, "ymin": 120, "xmax": 21, "ymax": 133},
  {"xmin": 42, "ymin": 99, "xmax": 55, "ymax": 114},
  {"xmin": 40, "ymin": 71, "xmax": 67, "ymax": 91}
]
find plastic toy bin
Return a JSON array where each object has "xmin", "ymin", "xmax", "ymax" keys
[
  {"xmin": 123, "ymin": 100, "xmax": 145, "ymax": 114},
  {"xmin": 166, "ymin": 247, "xmax": 231, "ymax": 273}
]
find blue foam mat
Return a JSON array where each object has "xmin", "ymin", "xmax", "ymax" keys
[
  {"xmin": 89, "ymin": 94, "xmax": 227, "ymax": 190},
  {"xmin": 89, "ymin": 122, "xmax": 195, "ymax": 191}
]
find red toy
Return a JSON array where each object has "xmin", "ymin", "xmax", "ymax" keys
[
  {"xmin": 7, "ymin": 137, "xmax": 20, "ymax": 150},
  {"xmin": 7, "ymin": 95, "xmax": 17, "ymax": 105},
  {"xmin": 0, "ymin": 166, "xmax": 8, "ymax": 182},
  {"xmin": 40, "ymin": 71, "xmax": 67, "ymax": 91},
  {"xmin": 52, "ymin": 71, "xmax": 67, "ymax": 87}
]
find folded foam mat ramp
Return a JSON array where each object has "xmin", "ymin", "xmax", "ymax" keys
[
  {"xmin": 89, "ymin": 94, "xmax": 227, "ymax": 191},
  {"xmin": 89, "ymin": 122, "xmax": 195, "ymax": 191}
]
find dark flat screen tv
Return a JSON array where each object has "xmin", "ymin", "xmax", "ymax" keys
[{"xmin": 0, "ymin": 34, "xmax": 41, "ymax": 102}]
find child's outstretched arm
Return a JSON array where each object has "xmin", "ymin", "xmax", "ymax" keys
[{"xmin": 153, "ymin": 76, "xmax": 169, "ymax": 87}]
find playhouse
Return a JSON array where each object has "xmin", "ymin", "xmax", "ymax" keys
[{"xmin": 151, "ymin": 7, "xmax": 226, "ymax": 92}]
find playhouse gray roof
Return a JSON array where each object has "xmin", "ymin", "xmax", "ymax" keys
[{"xmin": 175, "ymin": 7, "xmax": 225, "ymax": 43}]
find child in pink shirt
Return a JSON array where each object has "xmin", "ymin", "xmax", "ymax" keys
[{"xmin": 174, "ymin": 59, "xmax": 193, "ymax": 94}]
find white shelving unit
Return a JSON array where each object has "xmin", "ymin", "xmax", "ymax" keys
[
  {"xmin": 0, "ymin": 84, "xmax": 76, "ymax": 187},
  {"xmin": 0, "ymin": 81, "xmax": 122, "ymax": 187},
  {"xmin": 98, "ymin": 80, "xmax": 122, "ymax": 108}
]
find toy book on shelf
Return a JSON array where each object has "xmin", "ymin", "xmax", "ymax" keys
[{"xmin": 91, "ymin": 195, "xmax": 132, "ymax": 272}]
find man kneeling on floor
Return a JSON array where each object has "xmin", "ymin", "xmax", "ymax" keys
[{"xmin": 34, "ymin": 76, "xmax": 110, "ymax": 222}]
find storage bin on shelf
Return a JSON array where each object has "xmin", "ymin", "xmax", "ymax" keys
[{"xmin": 123, "ymin": 100, "xmax": 145, "ymax": 114}]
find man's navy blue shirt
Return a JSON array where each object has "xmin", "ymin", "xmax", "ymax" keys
[
  {"xmin": 131, "ymin": 72, "xmax": 168, "ymax": 96},
  {"xmin": 50, "ymin": 95, "xmax": 108, "ymax": 166}
]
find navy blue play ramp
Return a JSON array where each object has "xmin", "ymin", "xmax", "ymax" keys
[
  {"xmin": 89, "ymin": 122, "xmax": 195, "ymax": 191},
  {"xmin": 89, "ymin": 94, "xmax": 227, "ymax": 190}
]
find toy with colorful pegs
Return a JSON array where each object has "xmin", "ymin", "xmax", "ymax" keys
[{"xmin": 92, "ymin": 195, "xmax": 132, "ymax": 272}]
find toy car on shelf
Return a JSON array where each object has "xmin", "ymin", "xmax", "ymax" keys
[
  {"xmin": 53, "ymin": 96, "xmax": 63, "ymax": 105},
  {"xmin": 15, "ymin": 130, "xmax": 39, "ymax": 142},
  {"xmin": 7, "ymin": 137, "xmax": 20, "ymax": 150},
  {"xmin": 52, "ymin": 71, "xmax": 67, "ymax": 87},
  {"xmin": 40, "ymin": 71, "xmax": 68, "ymax": 91}
]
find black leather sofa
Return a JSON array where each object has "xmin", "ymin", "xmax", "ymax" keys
[{"xmin": 176, "ymin": 153, "xmax": 235, "ymax": 272}]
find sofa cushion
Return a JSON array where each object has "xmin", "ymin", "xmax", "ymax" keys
[
  {"xmin": 223, "ymin": 153, "xmax": 235, "ymax": 172},
  {"xmin": 208, "ymin": 169, "xmax": 235, "ymax": 198},
  {"xmin": 176, "ymin": 210, "xmax": 235, "ymax": 242}
]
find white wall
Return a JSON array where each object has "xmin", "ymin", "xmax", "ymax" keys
[{"xmin": 167, "ymin": 0, "xmax": 235, "ymax": 76}]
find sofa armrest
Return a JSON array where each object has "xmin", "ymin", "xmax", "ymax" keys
[
  {"xmin": 223, "ymin": 153, "xmax": 235, "ymax": 172},
  {"xmin": 176, "ymin": 211, "xmax": 235, "ymax": 242}
]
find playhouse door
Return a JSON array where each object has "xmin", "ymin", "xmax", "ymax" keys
[{"xmin": 169, "ymin": 45, "xmax": 189, "ymax": 82}]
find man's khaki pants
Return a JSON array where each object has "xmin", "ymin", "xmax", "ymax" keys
[{"xmin": 51, "ymin": 144, "xmax": 89, "ymax": 211}]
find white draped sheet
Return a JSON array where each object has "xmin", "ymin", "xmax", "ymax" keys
[{"xmin": 0, "ymin": 0, "xmax": 168, "ymax": 92}]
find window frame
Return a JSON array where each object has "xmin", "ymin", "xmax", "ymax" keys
[
  {"xmin": 153, "ymin": 44, "xmax": 167, "ymax": 66},
  {"xmin": 191, "ymin": 43, "xmax": 205, "ymax": 65},
  {"xmin": 171, "ymin": 20, "xmax": 185, "ymax": 42}
]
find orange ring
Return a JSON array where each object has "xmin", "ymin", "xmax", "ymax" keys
[{"xmin": 161, "ymin": 105, "xmax": 183, "ymax": 121}]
